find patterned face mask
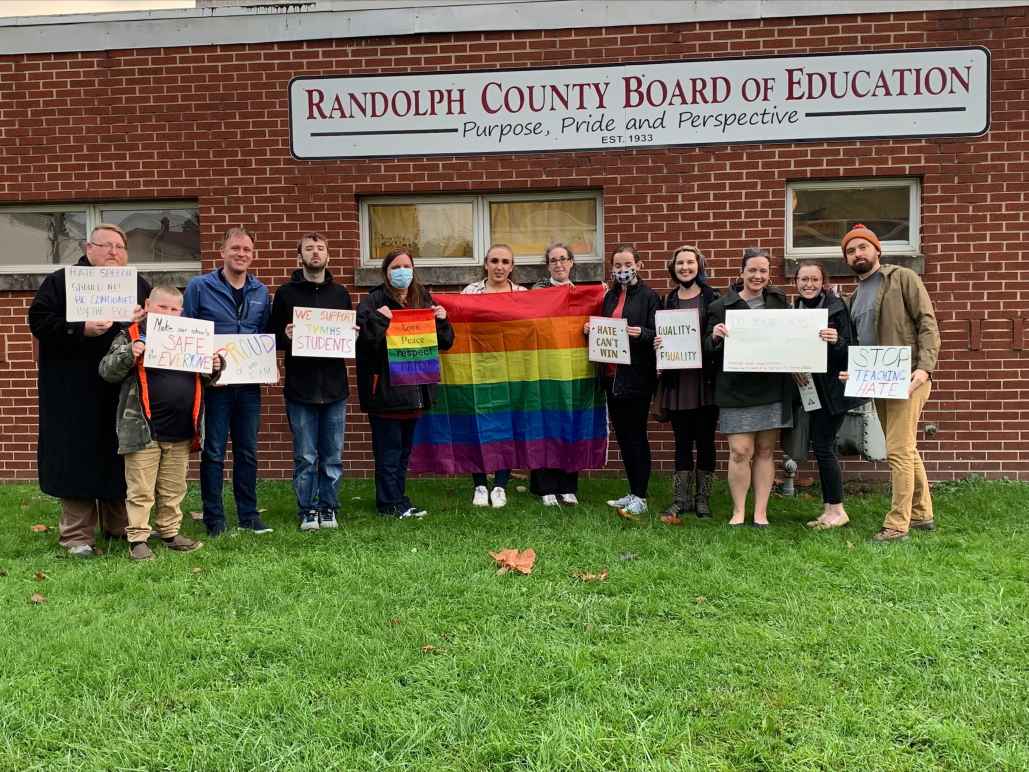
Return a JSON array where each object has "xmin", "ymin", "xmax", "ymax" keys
[{"xmin": 612, "ymin": 267, "xmax": 636, "ymax": 285}]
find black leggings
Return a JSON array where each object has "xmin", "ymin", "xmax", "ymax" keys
[
  {"xmin": 669, "ymin": 406, "xmax": 718, "ymax": 472},
  {"xmin": 608, "ymin": 396, "xmax": 651, "ymax": 498},
  {"xmin": 810, "ymin": 409, "xmax": 847, "ymax": 505}
]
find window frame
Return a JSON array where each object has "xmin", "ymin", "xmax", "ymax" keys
[
  {"xmin": 359, "ymin": 190, "xmax": 603, "ymax": 267},
  {"xmin": 785, "ymin": 178, "xmax": 921, "ymax": 261},
  {"xmin": 0, "ymin": 200, "xmax": 201, "ymax": 274}
]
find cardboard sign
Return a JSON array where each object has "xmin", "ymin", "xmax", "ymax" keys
[
  {"xmin": 796, "ymin": 374, "xmax": 822, "ymax": 412},
  {"xmin": 655, "ymin": 308, "xmax": 702, "ymax": 370},
  {"xmin": 213, "ymin": 334, "xmax": 278, "ymax": 385},
  {"xmin": 724, "ymin": 309, "xmax": 828, "ymax": 373},
  {"xmin": 143, "ymin": 314, "xmax": 214, "ymax": 374},
  {"xmin": 588, "ymin": 316, "xmax": 630, "ymax": 365},
  {"xmin": 291, "ymin": 307, "xmax": 357, "ymax": 358},
  {"xmin": 387, "ymin": 308, "xmax": 440, "ymax": 385},
  {"xmin": 65, "ymin": 266, "xmax": 138, "ymax": 323},
  {"xmin": 845, "ymin": 345, "xmax": 912, "ymax": 400}
]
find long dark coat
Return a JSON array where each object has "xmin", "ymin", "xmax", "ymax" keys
[{"xmin": 27, "ymin": 256, "xmax": 151, "ymax": 499}]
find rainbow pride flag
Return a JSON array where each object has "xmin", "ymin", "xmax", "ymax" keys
[
  {"xmin": 409, "ymin": 284, "xmax": 608, "ymax": 474},
  {"xmin": 387, "ymin": 308, "xmax": 440, "ymax": 386}
]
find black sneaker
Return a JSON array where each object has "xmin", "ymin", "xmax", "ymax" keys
[
  {"xmin": 239, "ymin": 516, "xmax": 273, "ymax": 535},
  {"xmin": 319, "ymin": 509, "xmax": 339, "ymax": 529},
  {"xmin": 299, "ymin": 510, "xmax": 320, "ymax": 531},
  {"xmin": 206, "ymin": 521, "xmax": 227, "ymax": 538}
]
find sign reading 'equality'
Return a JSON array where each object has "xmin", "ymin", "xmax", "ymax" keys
[{"xmin": 290, "ymin": 47, "xmax": 989, "ymax": 159}]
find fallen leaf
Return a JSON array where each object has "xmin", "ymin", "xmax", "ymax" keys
[
  {"xmin": 572, "ymin": 569, "xmax": 608, "ymax": 583},
  {"xmin": 94, "ymin": 547, "xmax": 105, "ymax": 556},
  {"xmin": 489, "ymin": 547, "xmax": 536, "ymax": 575},
  {"xmin": 34, "ymin": 571, "xmax": 48, "ymax": 582},
  {"xmin": 619, "ymin": 552, "xmax": 637, "ymax": 562},
  {"xmin": 420, "ymin": 644, "xmax": 435, "ymax": 654},
  {"xmin": 29, "ymin": 593, "xmax": 47, "ymax": 604},
  {"xmin": 695, "ymin": 596, "xmax": 705, "ymax": 604},
  {"xmin": 190, "ymin": 511, "xmax": 203, "ymax": 521},
  {"xmin": 660, "ymin": 514, "xmax": 684, "ymax": 526},
  {"xmin": 616, "ymin": 509, "xmax": 640, "ymax": 523},
  {"xmin": 847, "ymin": 541, "xmax": 854, "ymax": 551},
  {"xmin": 388, "ymin": 617, "xmax": 402, "ymax": 626},
  {"xmin": 191, "ymin": 566, "xmax": 203, "ymax": 574},
  {"xmin": 515, "ymin": 485, "xmax": 527, "ymax": 493},
  {"xmin": 257, "ymin": 508, "xmax": 267, "ymax": 513},
  {"xmin": 30, "ymin": 524, "xmax": 49, "ymax": 533}
]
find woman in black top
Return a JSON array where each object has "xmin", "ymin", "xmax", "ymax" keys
[
  {"xmin": 585, "ymin": 244, "xmax": 659, "ymax": 518},
  {"xmin": 653, "ymin": 245, "xmax": 720, "ymax": 519},
  {"xmin": 793, "ymin": 261, "xmax": 864, "ymax": 530}
]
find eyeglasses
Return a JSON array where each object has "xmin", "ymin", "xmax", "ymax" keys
[
  {"xmin": 89, "ymin": 241, "xmax": 127, "ymax": 252},
  {"xmin": 548, "ymin": 256, "xmax": 571, "ymax": 265}
]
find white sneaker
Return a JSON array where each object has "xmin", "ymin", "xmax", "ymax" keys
[
  {"xmin": 66, "ymin": 544, "xmax": 96, "ymax": 558},
  {"xmin": 542, "ymin": 494, "xmax": 559, "ymax": 507},
  {"xmin": 560, "ymin": 493, "xmax": 579, "ymax": 505},
  {"xmin": 398, "ymin": 506, "xmax": 428, "ymax": 519},
  {"xmin": 490, "ymin": 487, "xmax": 507, "ymax": 508},
  {"xmin": 619, "ymin": 495, "xmax": 648, "ymax": 516},
  {"xmin": 606, "ymin": 494, "xmax": 632, "ymax": 508},
  {"xmin": 472, "ymin": 485, "xmax": 490, "ymax": 507}
]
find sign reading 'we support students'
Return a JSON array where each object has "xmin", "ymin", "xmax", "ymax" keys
[{"xmin": 291, "ymin": 307, "xmax": 357, "ymax": 358}]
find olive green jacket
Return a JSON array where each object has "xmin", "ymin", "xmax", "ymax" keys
[{"xmin": 845, "ymin": 263, "xmax": 941, "ymax": 373}]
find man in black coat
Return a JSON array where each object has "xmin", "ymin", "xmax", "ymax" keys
[
  {"xmin": 269, "ymin": 233, "xmax": 354, "ymax": 531},
  {"xmin": 28, "ymin": 224, "xmax": 150, "ymax": 557}
]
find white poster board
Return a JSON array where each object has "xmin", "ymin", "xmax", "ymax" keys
[
  {"xmin": 724, "ymin": 309, "xmax": 828, "ymax": 373},
  {"xmin": 796, "ymin": 375, "xmax": 822, "ymax": 412},
  {"xmin": 845, "ymin": 345, "xmax": 912, "ymax": 400},
  {"xmin": 655, "ymin": 308, "xmax": 702, "ymax": 370},
  {"xmin": 143, "ymin": 314, "xmax": 214, "ymax": 374},
  {"xmin": 588, "ymin": 316, "xmax": 630, "ymax": 365},
  {"xmin": 65, "ymin": 266, "xmax": 138, "ymax": 323},
  {"xmin": 213, "ymin": 334, "xmax": 278, "ymax": 385},
  {"xmin": 291, "ymin": 307, "xmax": 357, "ymax": 359}
]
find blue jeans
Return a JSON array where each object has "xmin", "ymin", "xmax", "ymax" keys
[
  {"xmin": 285, "ymin": 397, "xmax": 347, "ymax": 515},
  {"xmin": 369, "ymin": 414, "xmax": 417, "ymax": 515},
  {"xmin": 201, "ymin": 384, "xmax": 260, "ymax": 529}
]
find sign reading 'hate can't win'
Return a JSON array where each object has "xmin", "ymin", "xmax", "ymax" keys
[{"xmin": 290, "ymin": 47, "xmax": 989, "ymax": 159}]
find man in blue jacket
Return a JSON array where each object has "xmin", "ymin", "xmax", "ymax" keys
[{"xmin": 183, "ymin": 227, "xmax": 271, "ymax": 536}]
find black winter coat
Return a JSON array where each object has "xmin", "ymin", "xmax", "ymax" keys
[
  {"xmin": 355, "ymin": 284, "xmax": 455, "ymax": 414},
  {"xmin": 795, "ymin": 291, "xmax": 866, "ymax": 416},
  {"xmin": 704, "ymin": 284, "xmax": 794, "ymax": 424},
  {"xmin": 27, "ymin": 257, "xmax": 151, "ymax": 499},
  {"xmin": 600, "ymin": 280, "xmax": 660, "ymax": 400},
  {"xmin": 270, "ymin": 268, "xmax": 353, "ymax": 404},
  {"xmin": 660, "ymin": 282, "xmax": 720, "ymax": 405}
]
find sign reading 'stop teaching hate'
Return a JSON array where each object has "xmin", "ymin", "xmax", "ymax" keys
[{"xmin": 290, "ymin": 47, "xmax": 989, "ymax": 159}]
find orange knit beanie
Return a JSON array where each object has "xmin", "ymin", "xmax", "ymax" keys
[{"xmin": 840, "ymin": 223, "xmax": 882, "ymax": 255}]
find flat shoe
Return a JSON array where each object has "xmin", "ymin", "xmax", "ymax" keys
[
  {"xmin": 751, "ymin": 522, "xmax": 769, "ymax": 529},
  {"xmin": 728, "ymin": 521, "xmax": 746, "ymax": 528},
  {"xmin": 814, "ymin": 514, "xmax": 849, "ymax": 530}
]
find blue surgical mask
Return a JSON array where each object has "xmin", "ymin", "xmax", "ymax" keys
[
  {"xmin": 612, "ymin": 267, "xmax": 636, "ymax": 286},
  {"xmin": 389, "ymin": 267, "xmax": 413, "ymax": 289}
]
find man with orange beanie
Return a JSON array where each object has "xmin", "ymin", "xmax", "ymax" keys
[{"xmin": 841, "ymin": 224, "xmax": 941, "ymax": 542}]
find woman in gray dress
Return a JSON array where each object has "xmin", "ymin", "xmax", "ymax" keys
[{"xmin": 704, "ymin": 248, "xmax": 794, "ymax": 527}]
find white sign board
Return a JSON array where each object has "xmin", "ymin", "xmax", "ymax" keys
[
  {"xmin": 213, "ymin": 334, "xmax": 278, "ymax": 385},
  {"xmin": 291, "ymin": 307, "xmax": 357, "ymax": 359},
  {"xmin": 655, "ymin": 308, "xmax": 702, "ymax": 370},
  {"xmin": 143, "ymin": 314, "xmax": 214, "ymax": 374},
  {"xmin": 588, "ymin": 316, "xmax": 630, "ymax": 365},
  {"xmin": 65, "ymin": 266, "xmax": 138, "ymax": 323},
  {"xmin": 845, "ymin": 345, "xmax": 912, "ymax": 400},
  {"xmin": 724, "ymin": 309, "xmax": 828, "ymax": 373},
  {"xmin": 290, "ymin": 47, "xmax": 989, "ymax": 159},
  {"xmin": 796, "ymin": 374, "xmax": 822, "ymax": 412}
]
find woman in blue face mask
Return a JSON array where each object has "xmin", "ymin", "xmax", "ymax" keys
[
  {"xmin": 585, "ymin": 244, "xmax": 660, "ymax": 518},
  {"xmin": 356, "ymin": 249, "xmax": 455, "ymax": 519}
]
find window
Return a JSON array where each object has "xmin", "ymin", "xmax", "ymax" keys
[
  {"xmin": 0, "ymin": 202, "xmax": 200, "ymax": 272},
  {"xmin": 360, "ymin": 191, "xmax": 602, "ymax": 266},
  {"xmin": 786, "ymin": 179, "xmax": 920, "ymax": 260}
]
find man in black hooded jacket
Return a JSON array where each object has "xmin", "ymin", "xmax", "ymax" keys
[{"xmin": 269, "ymin": 233, "xmax": 354, "ymax": 531}]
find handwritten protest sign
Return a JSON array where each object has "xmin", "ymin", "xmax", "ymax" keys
[
  {"xmin": 143, "ymin": 314, "xmax": 214, "ymax": 374},
  {"xmin": 213, "ymin": 334, "xmax": 278, "ymax": 385},
  {"xmin": 588, "ymin": 316, "xmax": 631, "ymax": 365},
  {"xmin": 65, "ymin": 266, "xmax": 138, "ymax": 323},
  {"xmin": 387, "ymin": 308, "xmax": 440, "ymax": 385},
  {"xmin": 724, "ymin": 309, "xmax": 827, "ymax": 373},
  {"xmin": 845, "ymin": 345, "xmax": 912, "ymax": 400},
  {"xmin": 291, "ymin": 307, "xmax": 357, "ymax": 358},
  {"xmin": 655, "ymin": 308, "xmax": 702, "ymax": 370}
]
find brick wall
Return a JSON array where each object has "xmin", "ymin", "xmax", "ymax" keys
[{"xmin": 1, "ymin": 6, "xmax": 1026, "ymax": 482}]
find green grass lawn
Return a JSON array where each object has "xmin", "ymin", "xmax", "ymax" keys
[{"xmin": 0, "ymin": 476, "xmax": 1027, "ymax": 771}]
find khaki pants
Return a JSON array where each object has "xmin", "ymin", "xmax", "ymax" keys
[
  {"xmin": 875, "ymin": 380, "xmax": 934, "ymax": 533},
  {"xmin": 58, "ymin": 498, "xmax": 128, "ymax": 548},
  {"xmin": 124, "ymin": 440, "xmax": 192, "ymax": 543}
]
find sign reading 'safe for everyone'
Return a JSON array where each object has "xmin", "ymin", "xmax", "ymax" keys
[{"xmin": 290, "ymin": 47, "xmax": 989, "ymax": 159}]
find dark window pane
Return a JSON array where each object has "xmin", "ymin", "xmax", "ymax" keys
[
  {"xmin": 0, "ymin": 211, "xmax": 86, "ymax": 266},
  {"xmin": 100, "ymin": 208, "xmax": 200, "ymax": 263},
  {"xmin": 792, "ymin": 186, "xmax": 911, "ymax": 249}
]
